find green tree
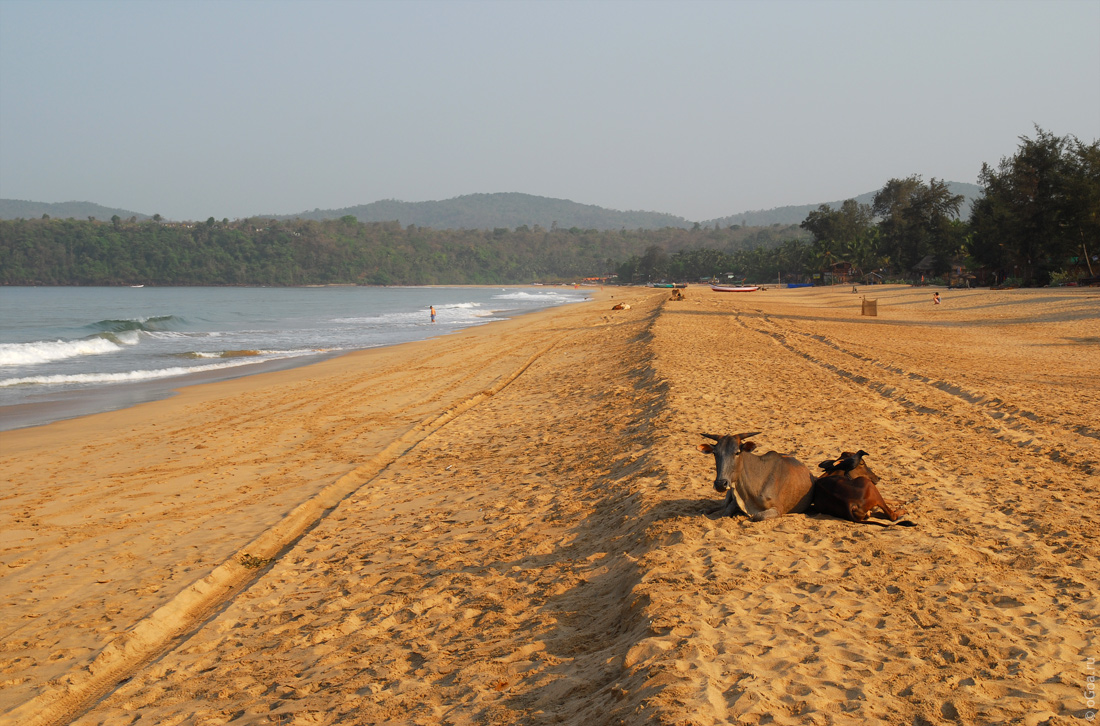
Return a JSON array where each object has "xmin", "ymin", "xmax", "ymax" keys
[
  {"xmin": 873, "ymin": 176, "xmax": 964, "ymax": 275},
  {"xmin": 970, "ymin": 127, "xmax": 1100, "ymax": 283},
  {"xmin": 636, "ymin": 245, "xmax": 668, "ymax": 281},
  {"xmin": 801, "ymin": 199, "xmax": 877, "ymax": 275},
  {"xmin": 800, "ymin": 199, "xmax": 873, "ymax": 248}
]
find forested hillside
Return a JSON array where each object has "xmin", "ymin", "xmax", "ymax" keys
[
  {"xmin": 268, "ymin": 193, "xmax": 693, "ymax": 230},
  {"xmin": 0, "ymin": 199, "xmax": 149, "ymax": 222},
  {"xmin": 1, "ymin": 184, "xmax": 980, "ymax": 230},
  {"xmin": 6, "ymin": 128, "xmax": 1089, "ymax": 289},
  {"xmin": 702, "ymin": 182, "xmax": 981, "ymax": 228},
  {"xmin": 619, "ymin": 130, "xmax": 1099, "ymax": 287},
  {"xmin": 0, "ymin": 216, "xmax": 804, "ymax": 286}
]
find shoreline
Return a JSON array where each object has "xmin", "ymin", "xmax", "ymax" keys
[
  {"xmin": 2, "ymin": 284, "xmax": 1097, "ymax": 725},
  {"xmin": 0, "ymin": 288, "xmax": 601, "ymax": 432}
]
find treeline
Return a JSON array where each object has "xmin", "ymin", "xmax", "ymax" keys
[
  {"xmin": 4, "ymin": 129, "xmax": 1092, "ymax": 288},
  {"xmin": 0, "ymin": 213, "xmax": 804, "ymax": 286},
  {"xmin": 619, "ymin": 128, "xmax": 1099, "ymax": 286},
  {"xmin": 617, "ymin": 241, "xmax": 818, "ymax": 285}
]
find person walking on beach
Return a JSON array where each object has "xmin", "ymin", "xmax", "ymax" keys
[
  {"xmin": 933, "ymin": 292, "xmax": 941, "ymax": 305},
  {"xmin": 430, "ymin": 305, "xmax": 436, "ymax": 323}
]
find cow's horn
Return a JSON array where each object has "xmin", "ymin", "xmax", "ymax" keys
[
  {"xmin": 701, "ymin": 433, "xmax": 720, "ymax": 441},
  {"xmin": 736, "ymin": 431, "xmax": 761, "ymax": 440}
]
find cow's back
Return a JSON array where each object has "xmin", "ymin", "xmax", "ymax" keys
[{"xmin": 735, "ymin": 450, "xmax": 814, "ymax": 517}]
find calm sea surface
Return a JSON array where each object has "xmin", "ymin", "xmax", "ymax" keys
[{"xmin": 0, "ymin": 286, "xmax": 589, "ymax": 430}]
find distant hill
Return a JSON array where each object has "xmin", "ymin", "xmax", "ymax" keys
[
  {"xmin": 1, "ymin": 182, "xmax": 983, "ymax": 229},
  {"xmin": 705, "ymin": 182, "xmax": 982, "ymax": 228},
  {"xmin": 0, "ymin": 199, "xmax": 150, "ymax": 221},
  {"xmin": 266, "ymin": 192, "xmax": 693, "ymax": 231}
]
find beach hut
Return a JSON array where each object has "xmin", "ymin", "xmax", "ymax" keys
[
  {"xmin": 823, "ymin": 261, "xmax": 857, "ymax": 285},
  {"xmin": 912, "ymin": 255, "xmax": 937, "ymax": 284},
  {"xmin": 861, "ymin": 270, "xmax": 884, "ymax": 285}
]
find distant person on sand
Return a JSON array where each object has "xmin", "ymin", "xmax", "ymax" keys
[
  {"xmin": 933, "ymin": 292, "xmax": 940, "ymax": 305},
  {"xmin": 430, "ymin": 305, "xmax": 436, "ymax": 323}
]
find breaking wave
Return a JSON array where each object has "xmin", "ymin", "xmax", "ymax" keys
[
  {"xmin": 0, "ymin": 349, "xmax": 324, "ymax": 388},
  {"xmin": 85, "ymin": 315, "xmax": 185, "ymax": 334},
  {"xmin": 0, "ymin": 337, "xmax": 125, "ymax": 367}
]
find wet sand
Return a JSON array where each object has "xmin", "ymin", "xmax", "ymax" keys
[{"xmin": 1, "ymin": 285, "xmax": 1097, "ymax": 725}]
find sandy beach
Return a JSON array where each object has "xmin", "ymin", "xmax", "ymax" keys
[{"xmin": 2, "ymin": 284, "xmax": 1097, "ymax": 726}]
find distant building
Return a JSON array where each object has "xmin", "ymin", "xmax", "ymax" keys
[{"xmin": 823, "ymin": 261, "xmax": 856, "ymax": 285}]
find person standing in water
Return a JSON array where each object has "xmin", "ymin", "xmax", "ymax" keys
[{"xmin": 430, "ymin": 305, "xmax": 436, "ymax": 322}]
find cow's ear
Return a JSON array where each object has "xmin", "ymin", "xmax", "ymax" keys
[
  {"xmin": 740, "ymin": 441, "xmax": 757, "ymax": 452},
  {"xmin": 697, "ymin": 443, "xmax": 714, "ymax": 454}
]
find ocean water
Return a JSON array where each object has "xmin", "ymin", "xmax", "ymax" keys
[{"xmin": 0, "ymin": 286, "xmax": 589, "ymax": 430}]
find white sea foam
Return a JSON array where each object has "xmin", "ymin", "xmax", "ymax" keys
[
  {"xmin": 0, "ymin": 349, "xmax": 322, "ymax": 387},
  {"xmin": 189, "ymin": 348, "xmax": 328, "ymax": 359},
  {"xmin": 0, "ymin": 337, "xmax": 123, "ymax": 367},
  {"xmin": 334, "ymin": 303, "xmax": 486, "ymax": 325},
  {"xmin": 492, "ymin": 291, "xmax": 578, "ymax": 302},
  {"xmin": 145, "ymin": 330, "xmax": 211, "ymax": 340}
]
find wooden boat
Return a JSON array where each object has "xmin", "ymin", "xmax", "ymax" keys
[{"xmin": 711, "ymin": 285, "xmax": 759, "ymax": 292}]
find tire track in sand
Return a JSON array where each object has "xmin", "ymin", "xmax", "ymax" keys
[
  {"xmin": 3, "ymin": 341, "xmax": 561, "ymax": 726},
  {"xmin": 56, "ymin": 290, "xmax": 671, "ymax": 726},
  {"xmin": 736, "ymin": 311, "xmax": 1099, "ymax": 477},
  {"xmin": 0, "ymin": 330, "xmax": 559, "ymax": 712},
  {"xmin": 620, "ymin": 290, "xmax": 1098, "ymax": 725}
]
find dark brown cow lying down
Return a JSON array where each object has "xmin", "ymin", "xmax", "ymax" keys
[{"xmin": 812, "ymin": 450, "xmax": 909, "ymax": 524}]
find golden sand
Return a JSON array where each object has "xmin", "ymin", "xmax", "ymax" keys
[{"xmin": 1, "ymin": 285, "xmax": 1097, "ymax": 725}]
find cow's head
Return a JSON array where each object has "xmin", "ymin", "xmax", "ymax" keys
[{"xmin": 697, "ymin": 432, "xmax": 760, "ymax": 493}]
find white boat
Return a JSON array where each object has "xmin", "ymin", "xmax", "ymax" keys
[{"xmin": 711, "ymin": 285, "xmax": 759, "ymax": 292}]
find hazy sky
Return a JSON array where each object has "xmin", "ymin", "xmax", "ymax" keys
[{"xmin": 2, "ymin": 0, "xmax": 1098, "ymax": 222}]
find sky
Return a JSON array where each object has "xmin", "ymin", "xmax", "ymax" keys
[{"xmin": 1, "ymin": 0, "xmax": 1098, "ymax": 222}]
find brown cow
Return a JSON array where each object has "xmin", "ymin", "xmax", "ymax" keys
[
  {"xmin": 697, "ymin": 432, "xmax": 814, "ymax": 520},
  {"xmin": 812, "ymin": 450, "xmax": 908, "ymax": 524}
]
